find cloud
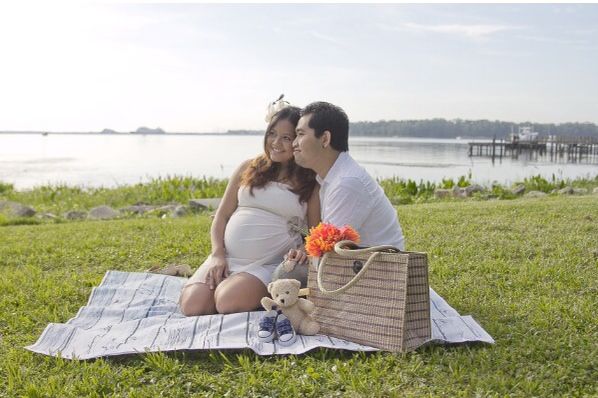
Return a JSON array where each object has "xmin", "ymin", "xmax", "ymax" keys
[
  {"xmin": 309, "ymin": 31, "xmax": 347, "ymax": 47},
  {"xmin": 402, "ymin": 22, "xmax": 520, "ymax": 38}
]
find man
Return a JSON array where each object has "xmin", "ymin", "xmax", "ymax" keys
[{"xmin": 288, "ymin": 101, "xmax": 404, "ymax": 264}]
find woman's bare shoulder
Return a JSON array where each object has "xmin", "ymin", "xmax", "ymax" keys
[{"xmin": 231, "ymin": 158, "xmax": 253, "ymax": 180}]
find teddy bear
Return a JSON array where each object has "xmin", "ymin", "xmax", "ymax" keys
[{"xmin": 260, "ymin": 279, "xmax": 319, "ymax": 336}]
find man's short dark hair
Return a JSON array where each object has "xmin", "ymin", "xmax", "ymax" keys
[{"xmin": 301, "ymin": 101, "xmax": 349, "ymax": 152}]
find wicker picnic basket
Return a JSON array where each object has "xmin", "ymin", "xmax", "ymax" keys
[{"xmin": 307, "ymin": 240, "xmax": 431, "ymax": 352}]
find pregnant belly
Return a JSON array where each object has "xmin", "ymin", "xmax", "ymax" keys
[{"xmin": 224, "ymin": 208, "xmax": 291, "ymax": 259}]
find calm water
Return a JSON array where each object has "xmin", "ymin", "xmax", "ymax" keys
[{"xmin": 1, "ymin": 133, "xmax": 597, "ymax": 189}]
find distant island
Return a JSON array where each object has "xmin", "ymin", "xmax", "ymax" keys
[
  {"xmin": 98, "ymin": 127, "xmax": 166, "ymax": 134},
  {"xmin": 2, "ymin": 119, "xmax": 598, "ymax": 139},
  {"xmin": 224, "ymin": 129, "xmax": 261, "ymax": 135},
  {"xmin": 132, "ymin": 127, "xmax": 165, "ymax": 134}
]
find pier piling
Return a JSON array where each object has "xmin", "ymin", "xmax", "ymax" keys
[{"xmin": 468, "ymin": 136, "xmax": 598, "ymax": 163}]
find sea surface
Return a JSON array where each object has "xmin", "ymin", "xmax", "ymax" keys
[{"xmin": 1, "ymin": 133, "xmax": 597, "ymax": 189}]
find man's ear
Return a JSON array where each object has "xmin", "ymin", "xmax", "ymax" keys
[{"xmin": 322, "ymin": 131, "xmax": 331, "ymax": 148}]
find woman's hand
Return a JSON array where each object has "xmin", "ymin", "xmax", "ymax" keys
[
  {"xmin": 204, "ymin": 254, "xmax": 230, "ymax": 290},
  {"xmin": 285, "ymin": 248, "xmax": 308, "ymax": 265}
]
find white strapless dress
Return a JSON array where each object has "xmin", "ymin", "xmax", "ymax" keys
[{"xmin": 185, "ymin": 182, "xmax": 307, "ymax": 286}]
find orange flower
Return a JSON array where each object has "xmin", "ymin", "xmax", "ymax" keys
[{"xmin": 304, "ymin": 222, "xmax": 360, "ymax": 257}]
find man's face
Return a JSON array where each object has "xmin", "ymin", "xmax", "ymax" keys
[{"xmin": 293, "ymin": 114, "xmax": 324, "ymax": 170}]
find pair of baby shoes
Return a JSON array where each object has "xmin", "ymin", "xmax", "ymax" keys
[{"xmin": 257, "ymin": 309, "xmax": 297, "ymax": 346}]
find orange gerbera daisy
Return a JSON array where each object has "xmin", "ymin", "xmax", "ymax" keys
[{"xmin": 304, "ymin": 222, "xmax": 361, "ymax": 257}]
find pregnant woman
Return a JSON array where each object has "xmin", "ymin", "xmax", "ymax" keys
[{"xmin": 179, "ymin": 104, "xmax": 320, "ymax": 316}]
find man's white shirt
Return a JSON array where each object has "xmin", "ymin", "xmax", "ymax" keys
[{"xmin": 316, "ymin": 152, "xmax": 405, "ymax": 250}]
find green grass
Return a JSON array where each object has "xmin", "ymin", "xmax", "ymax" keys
[{"xmin": 1, "ymin": 196, "xmax": 597, "ymax": 397}]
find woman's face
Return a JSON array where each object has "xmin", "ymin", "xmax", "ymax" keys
[{"xmin": 266, "ymin": 118, "xmax": 296, "ymax": 164}]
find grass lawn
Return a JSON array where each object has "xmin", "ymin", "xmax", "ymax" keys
[{"xmin": 1, "ymin": 195, "xmax": 596, "ymax": 397}]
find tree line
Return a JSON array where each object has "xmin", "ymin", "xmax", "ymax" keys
[
  {"xmin": 227, "ymin": 119, "xmax": 598, "ymax": 139},
  {"xmin": 349, "ymin": 119, "xmax": 598, "ymax": 139}
]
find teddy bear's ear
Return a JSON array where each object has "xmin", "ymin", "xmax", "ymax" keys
[
  {"xmin": 291, "ymin": 279, "xmax": 301, "ymax": 289},
  {"xmin": 267, "ymin": 282, "xmax": 274, "ymax": 293}
]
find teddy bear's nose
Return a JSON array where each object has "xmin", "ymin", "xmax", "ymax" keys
[{"xmin": 280, "ymin": 298, "xmax": 285, "ymax": 304}]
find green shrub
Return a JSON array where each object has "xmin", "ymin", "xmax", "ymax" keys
[
  {"xmin": 520, "ymin": 175, "xmax": 565, "ymax": 193},
  {"xmin": 440, "ymin": 178, "xmax": 455, "ymax": 189},
  {"xmin": 491, "ymin": 184, "xmax": 516, "ymax": 200},
  {"xmin": 0, "ymin": 181, "xmax": 14, "ymax": 195}
]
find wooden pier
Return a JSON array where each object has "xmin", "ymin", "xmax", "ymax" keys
[{"xmin": 468, "ymin": 136, "xmax": 598, "ymax": 163}]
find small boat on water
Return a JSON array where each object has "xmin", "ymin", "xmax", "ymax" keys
[
  {"xmin": 42, "ymin": 132, "xmax": 48, "ymax": 136},
  {"xmin": 510, "ymin": 126, "xmax": 539, "ymax": 143}
]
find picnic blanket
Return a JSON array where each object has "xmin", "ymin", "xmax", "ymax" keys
[{"xmin": 26, "ymin": 271, "xmax": 494, "ymax": 359}]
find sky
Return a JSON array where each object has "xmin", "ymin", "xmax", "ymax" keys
[{"xmin": 0, "ymin": 3, "xmax": 597, "ymax": 132}]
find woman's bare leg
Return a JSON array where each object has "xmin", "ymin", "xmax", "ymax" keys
[
  {"xmin": 214, "ymin": 273, "xmax": 268, "ymax": 314},
  {"xmin": 179, "ymin": 283, "xmax": 217, "ymax": 316}
]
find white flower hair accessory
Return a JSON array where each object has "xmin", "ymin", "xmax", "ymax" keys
[{"xmin": 265, "ymin": 94, "xmax": 291, "ymax": 123}]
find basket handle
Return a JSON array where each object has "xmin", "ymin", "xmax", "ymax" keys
[
  {"xmin": 333, "ymin": 240, "xmax": 401, "ymax": 256},
  {"xmin": 316, "ymin": 240, "xmax": 400, "ymax": 296}
]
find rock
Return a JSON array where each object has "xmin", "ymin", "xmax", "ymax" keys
[
  {"xmin": 189, "ymin": 198, "xmax": 222, "ymax": 211},
  {"xmin": 88, "ymin": 206, "xmax": 120, "ymax": 220},
  {"xmin": 512, "ymin": 184, "xmax": 526, "ymax": 195},
  {"xmin": 525, "ymin": 191, "xmax": 547, "ymax": 198},
  {"xmin": 0, "ymin": 201, "xmax": 36, "ymax": 217},
  {"xmin": 158, "ymin": 204, "xmax": 178, "ymax": 212},
  {"xmin": 120, "ymin": 204, "xmax": 157, "ymax": 215},
  {"xmin": 451, "ymin": 185, "xmax": 463, "ymax": 197},
  {"xmin": 37, "ymin": 212, "xmax": 57, "ymax": 220},
  {"xmin": 572, "ymin": 188, "xmax": 588, "ymax": 195},
  {"xmin": 148, "ymin": 204, "xmax": 178, "ymax": 217},
  {"xmin": 558, "ymin": 186, "xmax": 574, "ymax": 195},
  {"xmin": 464, "ymin": 184, "xmax": 484, "ymax": 196},
  {"xmin": 13, "ymin": 204, "xmax": 36, "ymax": 217},
  {"xmin": 64, "ymin": 210, "xmax": 87, "ymax": 220},
  {"xmin": 593, "ymin": 187, "xmax": 598, "ymax": 195},
  {"xmin": 172, "ymin": 205, "xmax": 189, "ymax": 218},
  {"xmin": 454, "ymin": 187, "xmax": 474, "ymax": 198},
  {"xmin": 434, "ymin": 189, "xmax": 452, "ymax": 199}
]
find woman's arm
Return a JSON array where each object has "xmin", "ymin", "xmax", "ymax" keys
[
  {"xmin": 204, "ymin": 159, "xmax": 250, "ymax": 288},
  {"xmin": 285, "ymin": 184, "xmax": 321, "ymax": 266},
  {"xmin": 306, "ymin": 184, "xmax": 321, "ymax": 228}
]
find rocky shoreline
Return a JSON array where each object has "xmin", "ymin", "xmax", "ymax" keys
[
  {"xmin": 2, "ymin": 185, "xmax": 597, "ymax": 224},
  {"xmin": 0, "ymin": 198, "xmax": 222, "ymax": 222},
  {"xmin": 432, "ymin": 184, "xmax": 598, "ymax": 199}
]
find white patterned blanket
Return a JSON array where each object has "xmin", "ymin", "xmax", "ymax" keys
[{"xmin": 26, "ymin": 271, "xmax": 494, "ymax": 359}]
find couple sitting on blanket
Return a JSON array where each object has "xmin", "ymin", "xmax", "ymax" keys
[{"xmin": 179, "ymin": 100, "xmax": 405, "ymax": 316}]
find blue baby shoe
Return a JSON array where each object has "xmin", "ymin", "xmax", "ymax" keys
[
  {"xmin": 275, "ymin": 312, "xmax": 297, "ymax": 346},
  {"xmin": 258, "ymin": 309, "xmax": 278, "ymax": 343}
]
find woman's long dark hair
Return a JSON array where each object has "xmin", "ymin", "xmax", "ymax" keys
[{"xmin": 240, "ymin": 106, "xmax": 317, "ymax": 203}]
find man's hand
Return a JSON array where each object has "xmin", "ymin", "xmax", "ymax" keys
[{"xmin": 204, "ymin": 254, "xmax": 230, "ymax": 290}]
